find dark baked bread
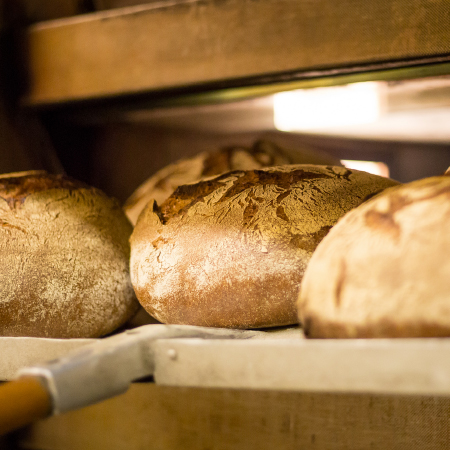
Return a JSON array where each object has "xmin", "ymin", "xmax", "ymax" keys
[
  {"xmin": 299, "ymin": 175, "xmax": 450, "ymax": 338},
  {"xmin": 124, "ymin": 140, "xmax": 341, "ymax": 225},
  {"xmin": 130, "ymin": 165, "xmax": 399, "ymax": 329},
  {"xmin": 0, "ymin": 171, "xmax": 139, "ymax": 338}
]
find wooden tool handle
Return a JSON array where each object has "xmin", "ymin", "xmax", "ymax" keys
[{"xmin": 0, "ymin": 377, "xmax": 52, "ymax": 436}]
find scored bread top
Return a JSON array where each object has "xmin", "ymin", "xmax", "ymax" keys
[
  {"xmin": 124, "ymin": 140, "xmax": 341, "ymax": 225},
  {"xmin": 0, "ymin": 172, "xmax": 89, "ymax": 210},
  {"xmin": 130, "ymin": 165, "xmax": 399, "ymax": 329}
]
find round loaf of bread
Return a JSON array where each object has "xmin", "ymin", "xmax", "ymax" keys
[
  {"xmin": 298, "ymin": 175, "xmax": 450, "ymax": 338},
  {"xmin": 124, "ymin": 139, "xmax": 341, "ymax": 225},
  {"xmin": 130, "ymin": 165, "xmax": 399, "ymax": 329},
  {"xmin": 0, "ymin": 171, "xmax": 139, "ymax": 338}
]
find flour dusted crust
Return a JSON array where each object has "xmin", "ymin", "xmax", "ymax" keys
[
  {"xmin": 299, "ymin": 176, "xmax": 450, "ymax": 338},
  {"xmin": 130, "ymin": 165, "xmax": 398, "ymax": 329},
  {"xmin": 124, "ymin": 140, "xmax": 341, "ymax": 225},
  {"xmin": 0, "ymin": 171, "xmax": 139, "ymax": 338}
]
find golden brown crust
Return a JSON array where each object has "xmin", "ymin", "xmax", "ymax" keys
[
  {"xmin": 0, "ymin": 172, "xmax": 89, "ymax": 210},
  {"xmin": 0, "ymin": 171, "xmax": 139, "ymax": 338},
  {"xmin": 299, "ymin": 175, "xmax": 450, "ymax": 338},
  {"xmin": 131, "ymin": 164, "xmax": 399, "ymax": 329},
  {"xmin": 123, "ymin": 140, "xmax": 342, "ymax": 225},
  {"xmin": 159, "ymin": 166, "xmax": 350, "ymax": 223}
]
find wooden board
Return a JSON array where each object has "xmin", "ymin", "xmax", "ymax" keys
[
  {"xmin": 16, "ymin": 383, "xmax": 450, "ymax": 450},
  {"xmin": 152, "ymin": 337, "xmax": 450, "ymax": 397},
  {"xmin": 24, "ymin": 0, "xmax": 450, "ymax": 106},
  {"xmin": 4, "ymin": 329, "xmax": 450, "ymax": 398},
  {"xmin": 5, "ymin": 329, "xmax": 450, "ymax": 449}
]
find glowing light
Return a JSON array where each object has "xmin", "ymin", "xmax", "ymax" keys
[
  {"xmin": 273, "ymin": 82, "xmax": 382, "ymax": 131},
  {"xmin": 341, "ymin": 160, "xmax": 390, "ymax": 178}
]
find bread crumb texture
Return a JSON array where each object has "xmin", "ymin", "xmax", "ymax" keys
[
  {"xmin": 0, "ymin": 172, "xmax": 138, "ymax": 338},
  {"xmin": 131, "ymin": 165, "xmax": 398, "ymax": 329},
  {"xmin": 299, "ymin": 176, "xmax": 450, "ymax": 338}
]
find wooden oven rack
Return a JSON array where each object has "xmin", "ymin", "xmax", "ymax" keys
[{"xmin": 23, "ymin": 0, "xmax": 450, "ymax": 111}]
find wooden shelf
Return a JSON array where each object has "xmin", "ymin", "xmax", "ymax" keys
[
  {"xmin": 7, "ymin": 329, "xmax": 450, "ymax": 449},
  {"xmin": 17, "ymin": 383, "xmax": 450, "ymax": 450},
  {"xmin": 5, "ymin": 329, "xmax": 450, "ymax": 398},
  {"xmin": 23, "ymin": 0, "xmax": 450, "ymax": 108}
]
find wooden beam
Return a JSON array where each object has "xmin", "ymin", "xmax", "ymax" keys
[
  {"xmin": 24, "ymin": 0, "xmax": 450, "ymax": 106},
  {"xmin": 17, "ymin": 383, "xmax": 450, "ymax": 450}
]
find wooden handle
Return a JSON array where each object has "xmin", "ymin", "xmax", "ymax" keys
[{"xmin": 0, "ymin": 377, "xmax": 52, "ymax": 436}]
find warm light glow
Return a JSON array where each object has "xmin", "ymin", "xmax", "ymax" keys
[
  {"xmin": 341, "ymin": 160, "xmax": 390, "ymax": 178},
  {"xmin": 273, "ymin": 83, "xmax": 381, "ymax": 131}
]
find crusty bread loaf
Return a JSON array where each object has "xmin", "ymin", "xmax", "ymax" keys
[
  {"xmin": 130, "ymin": 165, "xmax": 399, "ymax": 329},
  {"xmin": 124, "ymin": 140, "xmax": 341, "ymax": 225},
  {"xmin": 298, "ymin": 175, "xmax": 450, "ymax": 338},
  {"xmin": 0, "ymin": 171, "xmax": 139, "ymax": 338}
]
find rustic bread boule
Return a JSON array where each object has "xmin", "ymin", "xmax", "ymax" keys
[
  {"xmin": 0, "ymin": 171, "xmax": 139, "ymax": 338},
  {"xmin": 130, "ymin": 165, "xmax": 399, "ymax": 329},
  {"xmin": 298, "ymin": 175, "xmax": 450, "ymax": 338},
  {"xmin": 124, "ymin": 139, "xmax": 341, "ymax": 225}
]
